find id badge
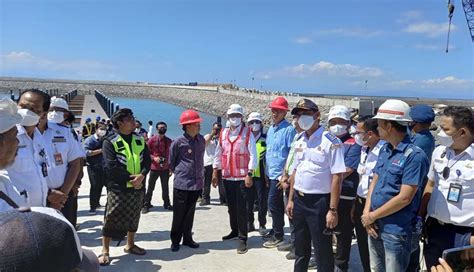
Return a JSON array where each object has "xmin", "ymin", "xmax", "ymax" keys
[
  {"xmin": 447, "ymin": 183, "xmax": 462, "ymax": 203},
  {"xmin": 54, "ymin": 152, "xmax": 64, "ymax": 166},
  {"xmin": 41, "ymin": 162, "xmax": 48, "ymax": 177}
]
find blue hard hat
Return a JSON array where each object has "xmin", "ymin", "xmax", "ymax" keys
[
  {"xmin": 96, "ymin": 116, "xmax": 101, "ymax": 121},
  {"xmin": 410, "ymin": 104, "xmax": 435, "ymax": 123},
  {"xmin": 86, "ymin": 117, "xmax": 91, "ymax": 122}
]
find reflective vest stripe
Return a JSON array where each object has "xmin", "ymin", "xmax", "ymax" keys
[{"xmin": 253, "ymin": 137, "xmax": 266, "ymax": 178}]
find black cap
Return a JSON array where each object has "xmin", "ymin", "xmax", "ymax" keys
[
  {"xmin": 0, "ymin": 207, "xmax": 84, "ymax": 272},
  {"xmin": 291, "ymin": 99, "xmax": 319, "ymax": 115}
]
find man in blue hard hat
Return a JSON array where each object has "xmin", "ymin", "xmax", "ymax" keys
[
  {"xmin": 409, "ymin": 104, "xmax": 435, "ymax": 161},
  {"xmin": 82, "ymin": 117, "xmax": 96, "ymax": 139}
]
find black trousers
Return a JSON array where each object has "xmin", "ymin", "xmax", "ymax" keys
[
  {"xmin": 170, "ymin": 188, "xmax": 201, "ymax": 244},
  {"xmin": 294, "ymin": 192, "xmax": 333, "ymax": 272},
  {"xmin": 353, "ymin": 196, "xmax": 370, "ymax": 272},
  {"xmin": 224, "ymin": 179, "xmax": 250, "ymax": 241},
  {"xmin": 335, "ymin": 198, "xmax": 355, "ymax": 271},
  {"xmin": 250, "ymin": 177, "xmax": 268, "ymax": 228},
  {"xmin": 87, "ymin": 165, "xmax": 105, "ymax": 209},
  {"xmin": 202, "ymin": 165, "xmax": 226, "ymax": 203},
  {"xmin": 144, "ymin": 169, "xmax": 171, "ymax": 206},
  {"xmin": 61, "ymin": 191, "xmax": 78, "ymax": 226}
]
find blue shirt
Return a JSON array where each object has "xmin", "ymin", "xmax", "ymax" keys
[
  {"xmin": 371, "ymin": 135, "xmax": 429, "ymax": 235},
  {"xmin": 411, "ymin": 129, "xmax": 435, "ymax": 162},
  {"xmin": 169, "ymin": 133, "xmax": 205, "ymax": 191},
  {"xmin": 340, "ymin": 134, "xmax": 362, "ymax": 198},
  {"xmin": 83, "ymin": 135, "xmax": 104, "ymax": 167},
  {"xmin": 265, "ymin": 120, "xmax": 296, "ymax": 180}
]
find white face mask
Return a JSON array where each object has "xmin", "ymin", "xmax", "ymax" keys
[
  {"xmin": 47, "ymin": 111, "xmax": 64, "ymax": 124},
  {"xmin": 250, "ymin": 123, "xmax": 261, "ymax": 132},
  {"xmin": 329, "ymin": 124, "xmax": 347, "ymax": 136},
  {"xmin": 354, "ymin": 133, "xmax": 368, "ymax": 146},
  {"xmin": 437, "ymin": 129, "xmax": 454, "ymax": 147},
  {"xmin": 18, "ymin": 108, "xmax": 40, "ymax": 127},
  {"xmin": 229, "ymin": 117, "xmax": 241, "ymax": 127},
  {"xmin": 97, "ymin": 129, "xmax": 107, "ymax": 137},
  {"xmin": 297, "ymin": 115, "xmax": 315, "ymax": 131}
]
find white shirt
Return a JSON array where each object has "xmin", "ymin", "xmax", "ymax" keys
[
  {"xmin": 203, "ymin": 133, "xmax": 218, "ymax": 167},
  {"xmin": 356, "ymin": 140, "xmax": 385, "ymax": 198},
  {"xmin": 293, "ymin": 127, "xmax": 346, "ymax": 194},
  {"xmin": 6, "ymin": 125, "xmax": 49, "ymax": 207},
  {"xmin": 41, "ymin": 122, "xmax": 84, "ymax": 189},
  {"xmin": 0, "ymin": 170, "xmax": 28, "ymax": 211},
  {"xmin": 213, "ymin": 125, "xmax": 257, "ymax": 181},
  {"xmin": 427, "ymin": 144, "xmax": 474, "ymax": 227},
  {"xmin": 148, "ymin": 125, "xmax": 155, "ymax": 137}
]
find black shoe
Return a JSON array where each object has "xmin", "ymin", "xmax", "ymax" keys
[
  {"xmin": 222, "ymin": 232, "xmax": 238, "ymax": 241},
  {"xmin": 258, "ymin": 226, "xmax": 267, "ymax": 236},
  {"xmin": 262, "ymin": 230, "xmax": 274, "ymax": 240},
  {"xmin": 248, "ymin": 223, "xmax": 256, "ymax": 232},
  {"xmin": 164, "ymin": 204, "xmax": 173, "ymax": 210},
  {"xmin": 199, "ymin": 199, "xmax": 210, "ymax": 206},
  {"xmin": 183, "ymin": 240, "xmax": 200, "ymax": 248},
  {"xmin": 141, "ymin": 207, "xmax": 149, "ymax": 214},
  {"xmin": 237, "ymin": 240, "xmax": 248, "ymax": 254},
  {"xmin": 277, "ymin": 242, "xmax": 293, "ymax": 252},
  {"xmin": 171, "ymin": 243, "xmax": 180, "ymax": 252},
  {"xmin": 308, "ymin": 257, "xmax": 317, "ymax": 270},
  {"xmin": 148, "ymin": 203, "xmax": 154, "ymax": 208},
  {"xmin": 253, "ymin": 205, "xmax": 258, "ymax": 212},
  {"xmin": 88, "ymin": 208, "xmax": 96, "ymax": 215},
  {"xmin": 285, "ymin": 250, "xmax": 295, "ymax": 260}
]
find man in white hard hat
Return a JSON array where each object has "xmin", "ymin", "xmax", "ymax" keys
[
  {"xmin": 5, "ymin": 90, "xmax": 50, "ymax": 208},
  {"xmin": 212, "ymin": 104, "xmax": 257, "ymax": 254},
  {"xmin": 361, "ymin": 99, "xmax": 429, "ymax": 271},
  {"xmin": 0, "ymin": 97, "xmax": 28, "ymax": 211},
  {"xmin": 38, "ymin": 95, "xmax": 83, "ymax": 224}
]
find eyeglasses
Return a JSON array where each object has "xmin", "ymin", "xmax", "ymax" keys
[
  {"xmin": 248, "ymin": 120, "xmax": 261, "ymax": 125},
  {"xmin": 323, "ymin": 228, "xmax": 341, "ymax": 236}
]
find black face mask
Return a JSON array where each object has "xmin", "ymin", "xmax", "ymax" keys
[{"xmin": 158, "ymin": 128, "xmax": 167, "ymax": 135}]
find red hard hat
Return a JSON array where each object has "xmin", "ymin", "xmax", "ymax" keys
[
  {"xmin": 269, "ymin": 96, "xmax": 289, "ymax": 111},
  {"xmin": 179, "ymin": 109, "xmax": 202, "ymax": 125}
]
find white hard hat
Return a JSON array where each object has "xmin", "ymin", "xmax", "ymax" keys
[
  {"xmin": 50, "ymin": 96, "xmax": 69, "ymax": 111},
  {"xmin": 0, "ymin": 97, "xmax": 22, "ymax": 134},
  {"xmin": 247, "ymin": 112, "xmax": 262, "ymax": 122},
  {"xmin": 328, "ymin": 105, "xmax": 350, "ymax": 121},
  {"xmin": 373, "ymin": 99, "xmax": 412, "ymax": 123},
  {"xmin": 227, "ymin": 104, "xmax": 244, "ymax": 116}
]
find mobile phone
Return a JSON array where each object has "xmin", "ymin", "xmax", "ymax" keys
[{"xmin": 442, "ymin": 245, "xmax": 474, "ymax": 271}]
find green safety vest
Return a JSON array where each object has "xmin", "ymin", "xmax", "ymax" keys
[
  {"xmin": 111, "ymin": 134, "xmax": 145, "ymax": 188},
  {"xmin": 253, "ymin": 136, "xmax": 266, "ymax": 178}
]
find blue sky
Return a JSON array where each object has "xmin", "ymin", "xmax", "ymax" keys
[{"xmin": 1, "ymin": 0, "xmax": 473, "ymax": 99}]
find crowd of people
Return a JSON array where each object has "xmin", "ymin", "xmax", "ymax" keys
[{"xmin": 0, "ymin": 89, "xmax": 473, "ymax": 272}]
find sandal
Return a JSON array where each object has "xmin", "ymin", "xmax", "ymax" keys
[
  {"xmin": 98, "ymin": 253, "xmax": 110, "ymax": 266},
  {"xmin": 124, "ymin": 245, "xmax": 147, "ymax": 255}
]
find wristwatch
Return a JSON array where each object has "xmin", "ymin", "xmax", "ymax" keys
[
  {"xmin": 329, "ymin": 207, "xmax": 338, "ymax": 214},
  {"xmin": 247, "ymin": 171, "xmax": 253, "ymax": 177}
]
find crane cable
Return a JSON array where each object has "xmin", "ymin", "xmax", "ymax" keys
[{"xmin": 446, "ymin": 0, "xmax": 455, "ymax": 53}]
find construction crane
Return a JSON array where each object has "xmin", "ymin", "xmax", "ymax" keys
[{"xmin": 446, "ymin": 0, "xmax": 474, "ymax": 53}]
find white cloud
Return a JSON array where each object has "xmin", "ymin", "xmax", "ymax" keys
[
  {"xmin": 315, "ymin": 27, "xmax": 384, "ymax": 37},
  {"xmin": 397, "ymin": 11, "xmax": 423, "ymax": 23},
  {"xmin": 421, "ymin": 76, "xmax": 472, "ymax": 86},
  {"xmin": 404, "ymin": 21, "xmax": 456, "ymax": 38},
  {"xmin": 0, "ymin": 51, "xmax": 116, "ymax": 79},
  {"xmin": 293, "ymin": 36, "xmax": 313, "ymax": 44},
  {"xmin": 256, "ymin": 61, "xmax": 384, "ymax": 81},
  {"xmin": 386, "ymin": 76, "xmax": 473, "ymax": 91}
]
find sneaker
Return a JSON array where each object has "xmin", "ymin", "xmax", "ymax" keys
[
  {"xmin": 222, "ymin": 232, "xmax": 238, "ymax": 241},
  {"xmin": 199, "ymin": 199, "xmax": 210, "ymax": 206},
  {"xmin": 263, "ymin": 237, "xmax": 284, "ymax": 248},
  {"xmin": 308, "ymin": 257, "xmax": 317, "ymax": 270},
  {"xmin": 141, "ymin": 206, "xmax": 149, "ymax": 214},
  {"xmin": 164, "ymin": 204, "xmax": 173, "ymax": 211},
  {"xmin": 248, "ymin": 223, "xmax": 256, "ymax": 232},
  {"xmin": 88, "ymin": 208, "xmax": 96, "ymax": 215},
  {"xmin": 237, "ymin": 240, "xmax": 248, "ymax": 254},
  {"xmin": 197, "ymin": 196, "xmax": 202, "ymax": 203},
  {"xmin": 285, "ymin": 250, "xmax": 295, "ymax": 260},
  {"xmin": 277, "ymin": 242, "xmax": 293, "ymax": 252}
]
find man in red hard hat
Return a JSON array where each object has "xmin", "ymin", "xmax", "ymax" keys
[{"xmin": 169, "ymin": 109, "xmax": 206, "ymax": 252}]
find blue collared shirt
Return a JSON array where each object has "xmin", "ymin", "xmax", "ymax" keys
[
  {"xmin": 411, "ymin": 129, "xmax": 435, "ymax": 162},
  {"xmin": 265, "ymin": 120, "xmax": 296, "ymax": 180},
  {"xmin": 371, "ymin": 135, "xmax": 429, "ymax": 235}
]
